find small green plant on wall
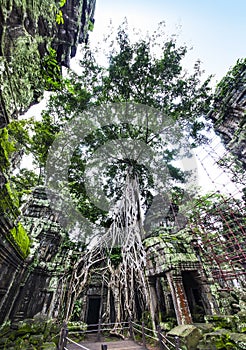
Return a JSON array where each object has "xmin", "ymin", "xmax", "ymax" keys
[
  {"xmin": 9, "ymin": 222, "xmax": 30, "ymax": 258},
  {"xmin": 215, "ymin": 333, "xmax": 236, "ymax": 349},
  {"xmin": 56, "ymin": 0, "xmax": 67, "ymax": 25},
  {"xmin": 41, "ymin": 47, "xmax": 62, "ymax": 90}
]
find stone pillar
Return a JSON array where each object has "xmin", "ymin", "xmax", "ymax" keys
[
  {"xmin": 148, "ymin": 277, "xmax": 158, "ymax": 323},
  {"xmin": 166, "ymin": 272, "xmax": 192, "ymax": 325}
]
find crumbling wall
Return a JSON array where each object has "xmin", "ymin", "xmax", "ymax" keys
[
  {"xmin": 144, "ymin": 229, "xmax": 218, "ymax": 326},
  {"xmin": 0, "ymin": 0, "xmax": 96, "ymax": 125},
  {"xmin": 0, "ymin": 0, "xmax": 96, "ymax": 325},
  {"xmin": 1, "ymin": 187, "xmax": 82, "ymax": 323},
  {"xmin": 209, "ymin": 59, "xmax": 246, "ymax": 169}
]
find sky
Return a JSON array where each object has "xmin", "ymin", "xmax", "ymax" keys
[
  {"xmin": 89, "ymin": 0, "xmax": 246, "ymax": 85},
  {"xmin": 87, "ymin": 0, "xmax": 246, "ymax": 195},
  {"xmin": 24, "ymin": 0, "xmax": 245, "ymax": 196}
]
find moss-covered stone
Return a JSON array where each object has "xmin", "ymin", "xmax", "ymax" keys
[
  {"xmin": 9, "ymin": 222, "xmax": 30, "ymax": 258},
  {"xmin": 0, "ymin": 0, "xmax": 96, "ymax": 125},
  {"xmin": 193, "ymin": 323, "xmax": 214, "ymax": 334},
  {"xmin": 205, "ymin": 314, "xmax": 237, "ymax": 332},
  {"xmin": 41, "ymin": 342, "xmax": 57, "ymax": 350},
  {"xmin": 0, "ymin": 318, "xmax": 61, "ymax": 349},
  {"xmin": 167, "ymin": 325, "xmax": 202, "ymax": 350},
  {"xmin": 145, "ymin": 230, "xmax": 199, "ymax": 275},
  {"xmin": 0, "ymin": 128, "xmax": 16, "ymax": 170},
  {"xmin": 229, "ymin": 333, "xmax": 246, "ymax": 349},
  {"xmin": 67, "ymin": 321, "xmax": 87, "ymax": 332}
]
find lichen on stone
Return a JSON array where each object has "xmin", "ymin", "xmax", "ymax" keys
[{"xmin": 9, "ymin": 222, "xmax": 30, "ymax": 258}]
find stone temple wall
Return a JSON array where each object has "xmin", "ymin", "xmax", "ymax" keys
[
  {"xmin": 0, "ymin": 187, "xmax": 81, "ymax": 323},
  {"xmin": 0, "ymin": 0, "xmax": 96, "ymax": 324},
  {"xmin": 0, "ymin": 0, "xmax": 96, "ymax": 126},
  {"xmin": 209, "ymin": 60, "xmax": 246, "ymax": 169}
]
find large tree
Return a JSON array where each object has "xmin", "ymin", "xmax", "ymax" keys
[
  {"xmin": 13, "ymin": 23, "xmax": 212, "ymax": 224},
  {"xmin": 11, "ymin": 23, "xmax": 214, "ymax": 324}
]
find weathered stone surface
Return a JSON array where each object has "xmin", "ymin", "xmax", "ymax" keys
[
  {"xmin": 229, "ymin": 333, "xmax": 246, "ymax": 349},
  {"xmin": 209, "ymin": 59, "xmax": 246, "ymax": 169},
  {"xmin": 41, "ymin": 342, "xmax": 57, "ymax": 350},
  {"xmin": 0, "ymin": 316, "xmax": 60, "ymax": 349},
  {"xmin": 193, "ymin": 322, "xmax": 214, "ymax": 334},
  {"xmin": 0, "ymin": 0, "xmax": 96, "ymax": 326},
  {"xmin": 145, "ymin": 230, "xmax": 200, "ymax": 276},
  {"xmin": 0, "ymin": 186, "xmax": 83, "ymax": 323},
  {"xmin": 0, "ymin": 0, "xmax": 96, "ymax": 126},
  {"xmin": 167, "ymin": 324, "xmax": 202, "ymax": 350},
  {"xmin": 144, "ymin": 228, "xmax": 218, "ymax": 326}
]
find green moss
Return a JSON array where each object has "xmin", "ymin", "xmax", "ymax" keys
[
  {"xmin": 9, "ymin": 222, "xmax": 30, "ymax": 258},
  {"xmin": 0, "ymin": 0, "xmax": 64, "ymax": 120},
  {"xmin": 0, "ymin": 128, "xmax": 16, "ymax": 170},
  {"xmin": 41, "ymin": 343, "xmax": 57, "ymax": 350},
  {"xmin": 0, "ymin": 182, "xmax": 20, "ymax": 219}
]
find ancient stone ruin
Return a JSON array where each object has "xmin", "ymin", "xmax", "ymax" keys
[{"xmin": 0, "ymin": 1, "xmax": 246, "ymax": 350}]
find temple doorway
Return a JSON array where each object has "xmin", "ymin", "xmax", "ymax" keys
[
  {"xmin": 182, "ymin": 271, "xmax": 206, "ymax": 322},
  {"xmin": 86, "ymin": 296, "xmax": 101, "ymax": 328}
]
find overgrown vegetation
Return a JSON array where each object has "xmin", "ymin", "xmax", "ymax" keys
[
  {"xmin": 9, "ymin": 222, "xmax": 30, "ymax": 258},
  {"xmin": 11, "ymin": 22, "xmax": 213, "ymax": 226},
  {"xmin": 213, "ymin": 58, "xmax": 246, "ymax": 113}
]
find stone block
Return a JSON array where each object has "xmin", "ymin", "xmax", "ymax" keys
[
  {"xmin": 193, "ymin": 322, "xmax": 214, "ymax": 334},
  {"xmin": 201, "ymin": 329, "xmax": 234, "ymax": 349},
  {"xmin": 204, "ymin": 314, "xmax": 237, "ymax": 331},
  {"xmin": 167, "ymin": 324, "xmax": 202, "ymax": 350},
  {"xmin": 236, "ymin": 311, "xmax": 246, "ymax": 324},
  {"xmin": 236, "ymin": 323, "xmax": 246, "ymax": 333},
  {"xmin": 41, "ymin": 342, "xmax": 57, "ymax": 350},
  {"xmin": 229, "ymin": 333, "xmax": 246, "ymax": 349}
]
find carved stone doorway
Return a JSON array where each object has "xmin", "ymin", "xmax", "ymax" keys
[
  {"xmin": 182, "ymin": 271, "xmax": 206, "ymax": 322},
  {"xmin": 86, "ymin": 296, "xmax": 101, "ymax": 329}
]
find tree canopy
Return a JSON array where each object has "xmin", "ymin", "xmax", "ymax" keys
[{"xmin": 11, "ymin": 23, "xmax": 213, "ymax": 231}]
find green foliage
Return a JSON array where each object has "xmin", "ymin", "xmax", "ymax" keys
[
  {"xmin": 215, "ymin": 333, "xmax": 236, "ymax": 349},
  {"xmin": 56, "ymin": 10, "xmax": 64, "ymax": 25},
  {"xmin": 59, "ymin": 0, "xmax": 67, "ymax": 8},
  {"xmin": 0, "ymin": 128, "xmax": 16, "ymax": 170},
  {"xmin": 11, "ymin": 169, "xmax": 39, "ymax": 204},
  {"xmin": 41, "ymin": 48, "xmax": 62, "ymax": 91},
  {"xmin": 215, "ymin": 58, "xmax": 246, "ymax": 105},
  {"xmin": 88, "ymin": 19, "xmax": 94, "ymax": 31},
  {"xmin": 140, "ymin": 311, "xmax": 153, "ymax": 331},
  {"xmin": 7, "ymin": 119, "xmax": 34, "ymax": 157},
  {"xmin": 108, "ymin": 246, "xmax": 122, "ymax": 267},
  {"xmin": 5, "ymin": 182, "xmax": 19, "ymax": 208},
  {"xmin": 69, "ymin": 21, "xmax": 212, "ymax": 126},
  {"xmin": 16, "ymin": 23, "xmax": 213, "ymax": 226},
  {"xmin": 30, "ymin": 114, "xmax": 60, "ymax": 167},
  {"xmin": 9, "ymin": 222, "xmax": 30, "ymax": 258},
  {"xmin": 71, "ymin": 300, "xmax": 83, "ymax": 321},
  {"xmin": 0, "ymin": 181, "xmax": 20, "ymax": 218},
  {"xmin": 55, "ymin": 0, "xmax": 67, "ymax": 24},
  {"xmin": 0, "ymin": 119, "xmax": 41, "ymax": 206}
]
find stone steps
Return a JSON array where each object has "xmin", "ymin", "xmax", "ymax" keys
[{"xmin": 66, "ymin": 339, "xmax": 146, "ymax": 350}]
